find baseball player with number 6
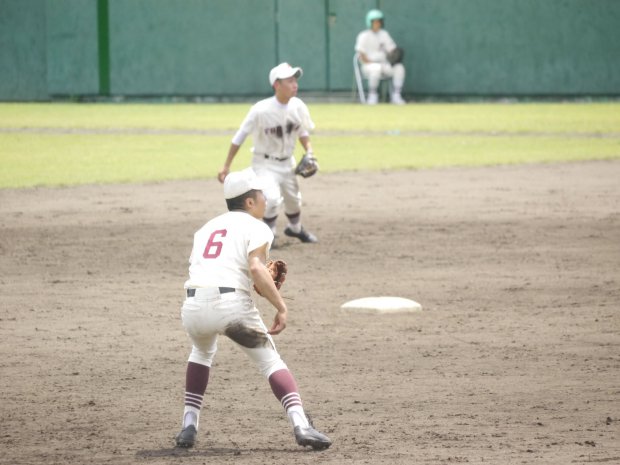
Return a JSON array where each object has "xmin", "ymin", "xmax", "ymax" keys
[
  {"xmin": 174, "ymin": 167, "xmax": 332, "ymax": 451},
  {"xmin": 218, "ymin": 63, "xmax": 320, "ymax": 247}
]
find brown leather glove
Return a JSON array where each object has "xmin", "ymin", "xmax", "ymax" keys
[
  {"xmin": 294, "ymin": 154, "xmax": 319, "ymax": 178},
  {"xmin": 254, "ymin": 259, "xmax": 287, "ymax": 295}
]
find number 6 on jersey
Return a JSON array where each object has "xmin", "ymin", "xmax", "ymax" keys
[{"xmin": 203, "ymin": 229, "xmax": 227, "ymax": 258}]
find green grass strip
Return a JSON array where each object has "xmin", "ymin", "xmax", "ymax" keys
[{"xmin": 1, "ymin": 102, "xmax": 619, "ymax": 188}]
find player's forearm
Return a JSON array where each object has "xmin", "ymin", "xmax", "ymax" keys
[
  {"xmin": 218, "ymin": 144, "xmax": 241, "ymax": 182},
  {"xmin": 299, "ymin": 136, "xmax": 312, "ymax": 154},
  {"xmin": 250, "ymin": 265, "xmax": 288, "ymax": 314},
  {"xmin": 217, "ymin": 144, "xmax": 240, "ymax": 182},
  {"xmin": 224, "ymin": 144, "xmax": 240, "ymax": 169}
]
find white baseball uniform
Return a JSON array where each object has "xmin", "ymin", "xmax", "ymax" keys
[
  {"xmin": 182, "ymin": 210, "xmax": 288, "ymax": 378},
  {"xmin": 355, "ymin": 28, "xmax": 405, "ymax": 91},
  {"xmin": 231, "ymin": 96, "xmax": 315, "ymax": 219}
]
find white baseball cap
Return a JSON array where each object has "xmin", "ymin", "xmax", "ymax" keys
[
  {"xmin": 269, "ymin": 62, "xmax": 303, "ymax": 86},
  {"xmin": 223, "ymin": 168, "xmax": 264, "ymax": 199}
]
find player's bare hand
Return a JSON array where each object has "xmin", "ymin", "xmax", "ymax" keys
[
  {"xmin": 268, "ymin": 311, "xmax": 287, "ymax": 335},
  {"xmin": 217, "ymin": 168, "xmax": 229, "ymax": 183}
]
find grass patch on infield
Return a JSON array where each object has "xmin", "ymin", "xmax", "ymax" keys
[
  {"xmin": 317, "ymin": 135, "xmax": 620, "ymax": 172},
  {"xmin": 311, "ymin": 102, "xmax": 620, "ymax": 135},
  {"xmin": 1, "ymin": 102, "xmax": 619, "ymax": 188},
  {"xmin": 0, "ymin": 133, "xmax": 242, "ymax": 188}
]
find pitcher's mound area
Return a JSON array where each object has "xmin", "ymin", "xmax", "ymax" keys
[{"xmin": 341, "ymin": 296, "xmax": 422, "ymax": 314}]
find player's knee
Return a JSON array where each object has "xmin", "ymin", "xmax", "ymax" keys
[
  {"xmin": 393, "ymin": 63, "xmax": 406, "ymax": 81},
  {"xmin": 265, "ymin": 197, "xmax": 283, "ymax": 218},
  {"xmin": 188, "ymin": 349, "xmax": 214, "ymax": 367},
  {"xmin": 260, "ymin": 358, "xmax": 288, "ymax": 379}
]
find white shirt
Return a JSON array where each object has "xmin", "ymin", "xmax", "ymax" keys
[
  {"xmin": 355, "ymin": 29, "xmax": 397, "ymax": 63},
  {"xmin": 232, "ymin": 96, "xmax": 314, "ymax": 158},
  {"xmin": 185, "ymin": 211, "xmax": 273, "ymax": 292}
]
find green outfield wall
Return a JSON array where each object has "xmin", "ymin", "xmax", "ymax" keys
[{"xmin": 1, "ymin": 0, "xmax": 619, "ymax": 100}]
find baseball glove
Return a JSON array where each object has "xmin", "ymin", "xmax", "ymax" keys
[
  {"xmin": 295, "ymin": 153, "xmax": 319, "ymax": 178},
  {"xmin": 254, "ymin": 259, "xmax": 287, "ymax": 296},
  {"xmin": 387, "ymin": 47, "xmax": 404, "ymax": 65}
]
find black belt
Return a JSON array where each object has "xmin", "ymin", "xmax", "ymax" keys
[
  {"xmin": 186, "ymin": 287, "xmax": 235, "ymax": 297},
  {"xmin": 264, "ymin": 154, "xmax": 289, "ymax": 161}
]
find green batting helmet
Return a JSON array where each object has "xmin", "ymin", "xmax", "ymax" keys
[{"xmin": 366, "ymin": 9, "xmax": 384, "ymax": 28}]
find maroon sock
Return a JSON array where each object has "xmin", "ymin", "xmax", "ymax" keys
[
  {"xmin": 263, "ymin": 215, "xmax": 278, "ymax": 231},
  {"xmin": 268, "ymin": 369, "xmax": 302, "ymax": 409},
  {"xmin": 184, "ymin": 361, "xmax": 209, "ymax": 409},
  {"xmin": 285, "ymin": 212, "xmax": 301, "ymax": 226}
]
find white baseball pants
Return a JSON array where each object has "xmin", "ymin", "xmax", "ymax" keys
[{"xmin": 181, "ymin": 287, "xmax": 288, "ymax": 378}]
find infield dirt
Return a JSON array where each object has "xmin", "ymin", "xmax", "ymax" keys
[{"xmin": 1, "ymin": 161, "xmax": 619, "ymax": 464}]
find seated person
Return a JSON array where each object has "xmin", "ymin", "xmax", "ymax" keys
[{"xmin": 354, "ymin": 9, "xmax": 406, "ymax": 105}]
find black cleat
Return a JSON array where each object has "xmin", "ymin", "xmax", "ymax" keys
[
  {"xmin": 284, "ymin": 227, "xmax": 318, "ymax": 243},
  {"xmin": 294, "ymin": 425, "xmax": 332, "ymax": 450},
  {"xmin": 175, "ymin": 425, "xmax": 197, "ymax": 448}
]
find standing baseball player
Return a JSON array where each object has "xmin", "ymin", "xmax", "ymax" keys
[
  {"xmin": 174, "ymin": 167, "xmax": 332, "ymax": 451},
  {"xmin": 218, "ymin": 62, "xmax": 319, "ymax": 246}
]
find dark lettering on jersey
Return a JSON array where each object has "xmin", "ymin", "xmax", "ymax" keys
[
  {"xmin": 264, "ymin": 126, "xmax": 283, "ymax": 138},
  {"xmin": 263, "ymin": 121, "xmax": 300, "ymax": 138}
]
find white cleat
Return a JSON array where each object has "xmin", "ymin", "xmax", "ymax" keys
[{"xmin": 294, "ymin": 425, "xmax": 332, "ymax": 450}]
